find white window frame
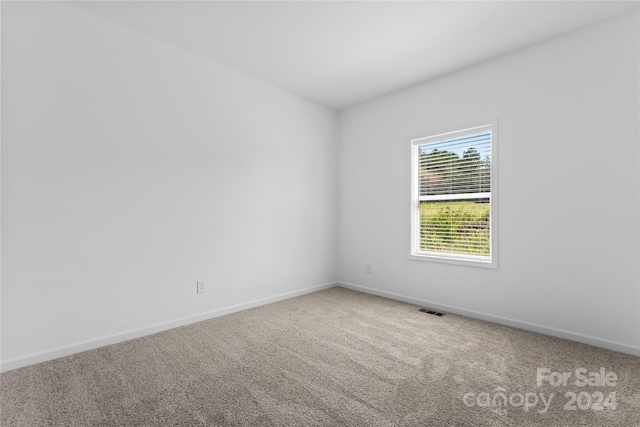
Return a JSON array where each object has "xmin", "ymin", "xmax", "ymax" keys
[{"xmin": 408, "ymin": 122, "xmax": 498, "ymax": 268}]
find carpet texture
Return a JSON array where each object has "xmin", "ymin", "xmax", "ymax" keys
[{"xmin": 1, "ymin": 287, "xmax": 639, "ymax": 426}]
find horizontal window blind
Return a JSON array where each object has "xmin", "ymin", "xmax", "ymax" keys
[
  {"xmin": 418, "ymin": 132, "xmax": 491, "ymax": 196},
  {"xmin": 411, "ymin": 125, "xmax": 494, "ymax": 264}
]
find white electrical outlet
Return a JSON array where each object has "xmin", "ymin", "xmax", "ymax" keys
[
  {"xmin": 365, "ymin": 263, "xmax": 372, "ymax": 273},
  {"xmin": 197, "ymin": 280, "xmax": 206, "ymax": 294}
]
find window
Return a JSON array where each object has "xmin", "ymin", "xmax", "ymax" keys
[{"xmin": 410, "ymin": 124, "xmax": 497, "ymax": 267}]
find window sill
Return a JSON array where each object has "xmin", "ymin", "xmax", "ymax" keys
[{"xmin": 408, "ymin": 253, "xmax": 498, "ymax": 269}]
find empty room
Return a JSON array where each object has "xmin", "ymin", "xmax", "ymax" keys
[{"xmin": 1, "ymin": 1, "xmax": 639, "ymax": 426}]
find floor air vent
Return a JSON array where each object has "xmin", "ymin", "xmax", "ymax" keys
[{"xmin": 418, "ymin": 308, "xmax": 445, "ymax": 316}]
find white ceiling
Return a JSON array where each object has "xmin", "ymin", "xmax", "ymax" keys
[{"xmin": 72, "ymin": 1, "xmax": 639, "ymax": 111}]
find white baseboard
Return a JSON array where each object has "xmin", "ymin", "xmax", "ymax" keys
[
  {"xmin": 4, "ymin": 280, "xmax": 637, "ymax": 372},
  {"xmin": 1, "ymin": 281, "xmax": 338, "ymax": 372},
  {"xmin": 337, "ymin": 281, "xmax": 640, "ymax": 357}
]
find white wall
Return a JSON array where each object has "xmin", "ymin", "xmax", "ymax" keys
[
  {"xmin": 338, "ymin": 13, "xmax": 640, "ymax": 354},
  {"xmin": 1, "ymin": 2, "xmax": 338, "ymax": 368}
]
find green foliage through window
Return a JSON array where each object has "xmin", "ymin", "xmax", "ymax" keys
[{"xmin": 419, "ymin": 200, "xmax": 490, "ymax": 255}]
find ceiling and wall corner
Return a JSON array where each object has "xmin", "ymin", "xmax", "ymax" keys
[{"xmin": 71, "ymin": 1, "xmax": 640, "ymax": 111}]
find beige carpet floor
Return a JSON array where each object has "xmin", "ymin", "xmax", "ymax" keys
[{"xmin": 1, "ymin": 287, "xmax": 639, "ymax": 426}]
